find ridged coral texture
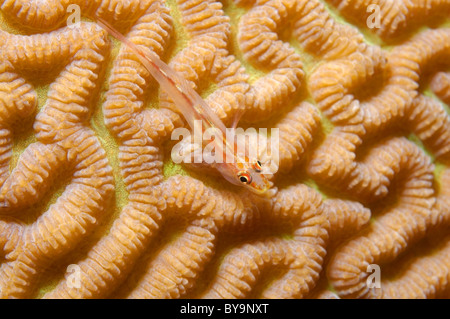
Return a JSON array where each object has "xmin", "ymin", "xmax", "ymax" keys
[{"xmin": 0, "ymin": 0, "xmax": 449, "ymax": 299}]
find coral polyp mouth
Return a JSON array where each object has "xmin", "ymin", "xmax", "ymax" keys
[{"xmin": 0, "ymin": 0, "xmax": 449, "ymax": 300}]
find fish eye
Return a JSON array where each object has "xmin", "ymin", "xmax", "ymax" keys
[
  {"xmin": 253, "ymin": 160, "xmax": 262, "ymax": 173},
  {"xmin": 238, "ymin": 171, "xmax": 252, "ymax": 184}
]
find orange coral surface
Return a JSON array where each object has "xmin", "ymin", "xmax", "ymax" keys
[{"xmin": 0, "ymin": 0, "xmax": 449, "ymax": 298}]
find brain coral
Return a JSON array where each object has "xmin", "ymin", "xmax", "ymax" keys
[{"xmin": 0, "ymin": 0, "xmax": 449, "ymax": 299}]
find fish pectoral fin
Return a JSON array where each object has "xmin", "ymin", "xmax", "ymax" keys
[{"xmin": 230, "ymin": 108, "xmax": 246, "ymax": 130}]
